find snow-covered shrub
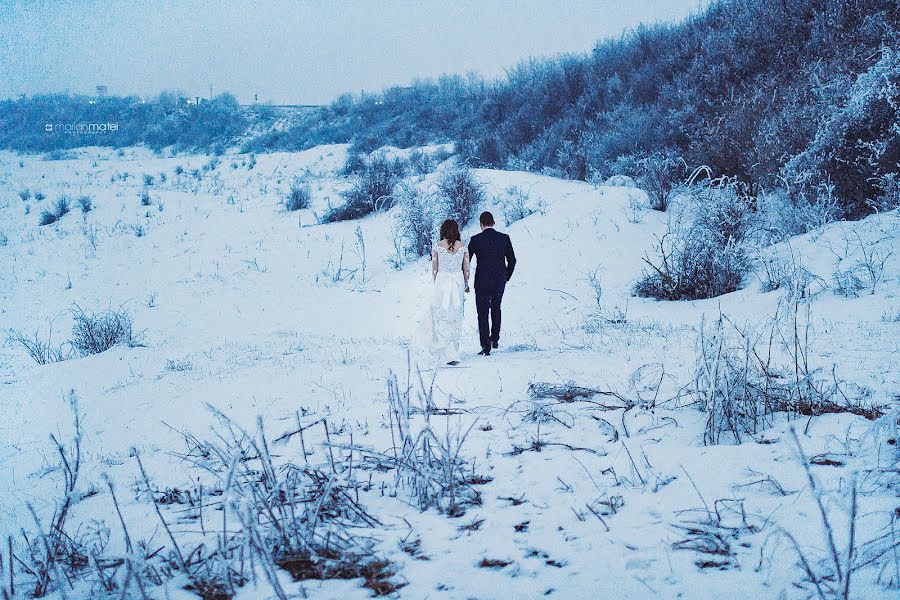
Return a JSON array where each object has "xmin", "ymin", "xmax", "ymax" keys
[
  {"xmin": 634, "ymin": 182, "xmax": 754, "ymax": 300},
  {"xmin": 407, "ymin": 149, "xmax": 436, "ymax": 175},
  {"xmin": 140, "ymin": 189, "xmax": 152, "ymax": 206},
  {"xmin": 52, "ymin": 195, "xmax": 70, "ymax": 218},
  {"xmin": 693, "ymin": 309, "xmax": 867, "ymax": 445},
  {"xmin": 18, "ymin": 188, "xmax": 30, "ymax": 202},
  {"xmin": 870, "ymin": 172, "xmax": 900, "ymax": 213},
  {"xmin": 76, "ymin": 195, "xmax": 93, "ymax": 214},
  {"xmin": 754, "ymin": 190, "xmax": 841, "ymax": 244},
  {"xmin": 500, "ymin": 185, "xmax": 543, "ymax": 225},
  {"xmin": 624, "ymin": 191, "xmax": 644, "ymax": 224},
  {"xmin": 782, "ymin": 48, "xmax": 900, "ymax": 219},
  {"xmin": 6, "ymin": 329, "xmax": 70, "ymax": 364},
  {"xmin": 384, "ymin": 371, "xmax": 481, "ymax": 516},
  {"xmin": 832, "ymin": 267, "xmax": 868, "ymax": 297},
  {"xmin": 38, "ymin": 209, "xmax": 58, "ymax": 226},
  {"xmin": 758, "ymin": 256, "xmax": 819, "ymax": 299},
  {"xmin": 832, "ymin": 243, "xmax": 892, "ymax": 298},
  {"xmin": 39, "ymin": 195, "xmax": 72, "ymax": 225},
  {"xmin": 438, "ymin": 167, "xmax": 484, "ymax": 226},
  {"xmin": 636, "ymin": 151, "xmax": 682, "ymax": 211},
  {"xmin": 70, "ymin": 306, "xmax": 135, "ymax": 356},
  {"xmin": 285, "ymin": 179, "xmax": 311, "ymax": 211},
  {"xmin": 143, "ymin": 173, "xmax": 155, "ymax": 186},
  {"xmin": 174, "ymin": 164, "xmax": 184, "ymax": 176},
  {"xmin": 0, "ymin": 230, "xmax": 7, "ymax": 247},
  {"xmin": 323, "ymin": 153, "xmax": 404, "ymax": 223},
  {"xmin": 341, "ymin": 152, "xmax": 366, "ymax": 176},
  {"xmin": 395, "ymin": 183, "xmax": 435, "ymax": 259},
  {"xmin": 34, "ymin": 191, "xmax": 45, "ymax": 202},
  {"xmin": 604, "ymin": 174, "xmax": 636, "ymax": 187}
]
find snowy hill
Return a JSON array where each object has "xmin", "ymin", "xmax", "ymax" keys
[{"xmin": 0, "ymin": 146, "xmax": 897, "ymax": 599}]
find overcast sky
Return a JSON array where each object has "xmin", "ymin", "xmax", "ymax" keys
[{"xmin": 0, "ymin": 0, "xmax": 704, "ymax": 105}]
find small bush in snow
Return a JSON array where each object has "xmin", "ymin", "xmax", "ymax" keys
[
  {"xmin": 694, "ymin": 309, "xmax": 878, "ymax": 445},
  {"xmin": 758, "ymin": 255, "xmax": 820, "ymax": 300},
  {"xmin": 832, "ymin": 247, "xmax": 891, "ymax": 298},
  {"xmin": 285, "ymin": 179, "xmax": 311, "ymax": 211},
  {"xmin": 130, "ymin": 223, "xmax": 147, "ymax": 237},
  {"xmin": 395, "ymin": 184, "xmax": 435, "ymax": 259},
  {"xmin": 635, "ymin": 181, "xmax": 753, "ymax": 301},
  {"xmin": 438, "ymin": 167, "xmax": 484, "ymax": 226},
  {"xmin": 76, "ymin": 195, "xmax": 93, "ymax": 214},
  {"xmin": 0, "ymin": 230, "xmax": 7, "ymax": 247},
  {"xmin": 6, "ymin": 329, "xmax": 71, "ymax": 364},
  {"xmin": 500, "ymin": 186, "xmax": 542, "ymax": 225},
  {"xmin": 174, "ymin": 164, "xmax": 184, "ymax": 176},
  {"xmin": 341, "ymin": 153, "xmax": 366, "ymax": 176},
  {"xmin": 39, "ymin": 195, "xmax": 72, "ymax": 224},
  {"xmin": 164, "ymin": 357, "xmax": 193, "ymax": 371},
  {"xmin": 754, "ymin": 190, "xmax": 840, "ymax": 244},
  {"xmin": 323, "ymin": 153, "xmax": 403, "ymax": 223},
  {"xmin": 870, "ymin": 173, "xmax": 900, "ymax": 213},
  {"xmin": 140, "ymin": 189, "xmax": 152, "ymax": 206},
  {"xmin": 636, "ymin": 152, "xmax": 682, "ymax": 211},
  {"xmin": 53, "ymin": 195, "xmax": 71, "ymax": 218},
  {"xmin": 70, "ymin": 306, "xmax": 135, "ymax": 356},
  {"xmin": 39, "ymin": 209, "xmax": 58, "ymax": 226},
  {"xmin": 34, "ymin": 191, "xmax": 45, "ymax": 202},
  {"xmin": 604, "ymin": 174, "xmax": 636, "ymax": 187},
  {"xmin": 143, "ymin": 174, "xmax": 155, "ymax": 186},
  {"xmin": 19, "ymin": 189, "xmax": 31, "ymax": 202},
  {"xmin": 248, "ymin": 153, "xmax": 257, "ymax": 170},
  {"xmin": 407, "ymin": 149, "xmax": 436, "ymax": 175}
]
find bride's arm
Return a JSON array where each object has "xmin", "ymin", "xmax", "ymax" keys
[
  {"xmin": 431, "ymin": 248, "xmax": 439, "ymax": 281},
  {"xmin": 462, "ymin": 247, "xmax": 470, "ymax": 291}
]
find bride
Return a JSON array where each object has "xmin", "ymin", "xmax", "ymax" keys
[{"xmin": 417, "ymin": 219, "xmax": 470, "ymax": 366}]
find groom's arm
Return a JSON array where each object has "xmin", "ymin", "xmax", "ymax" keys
[{"xmin": 505, "ymin": 236, "xmax": 517, "ymax": 281}]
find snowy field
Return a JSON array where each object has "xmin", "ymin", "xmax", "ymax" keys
[{"xmin": 0, "ymin": 145, "xmax": 897, "ymax": 599}]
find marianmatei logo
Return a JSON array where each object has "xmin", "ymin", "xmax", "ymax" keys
[{"xmin": 44, "ymin": 121, "xmax": 118, "ymax": 134}]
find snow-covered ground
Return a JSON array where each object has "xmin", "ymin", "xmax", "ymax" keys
[{"xmin": 0, "ymin": 145, "xmax": 897, "ymax": 599}]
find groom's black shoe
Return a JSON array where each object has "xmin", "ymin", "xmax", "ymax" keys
[
  {"xmin": 491, "ymin": 341, "xmax": 499, "ymax": 349},
  {"xmin": 478, "ymin": 348, "xmax": 491, "ymax": 356}
]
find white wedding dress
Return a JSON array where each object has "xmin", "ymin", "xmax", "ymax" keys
[{"xmin": 416, "ymin": 243, "xmax": 466, "ymax": 365}]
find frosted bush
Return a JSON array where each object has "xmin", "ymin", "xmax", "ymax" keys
[
  {"xmin": 636, "ymin": 152, "xmax": 683, "ymax": 211},
  {"xmin": 500, "ymin": 185, "xmax": 543, "ymax": 225},
  {"xmin": 395, "ymin": 184, "xmax": 435, "ymax": 259},
  {"xmin": 285, "ymin": 179, "xmax": 311, "ymax": 211},
  {"xmin": 323, "ymin": 153, "xmax": 404, "ymax": 222},
  {"xmin": 71, "ymin": 307, "xmax": 135, "ymax": 356},
  {"xmin": 438, "ymin": 167, "xmax": 484, "ymax": 226},
  {"xmin": 604, "ymin": 175, "xmax": 636, "ymax": 187},
  {"xmin": 634, "ymin": 181, "xmax": 754, "ymax": 300}
]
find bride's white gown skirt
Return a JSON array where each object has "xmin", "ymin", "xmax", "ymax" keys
[{"xmin": 416, "ymin": 272, "xmax": 465, "ymax": 365}]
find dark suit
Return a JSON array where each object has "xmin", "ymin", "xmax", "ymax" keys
[{"xmin": 468, "ymin": 227, "xmax": 516, "ymax": 351}]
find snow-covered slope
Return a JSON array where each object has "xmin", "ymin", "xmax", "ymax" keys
[{"xmin": 0, "ymin": 146, "xmax": 897, "ymax": 599}]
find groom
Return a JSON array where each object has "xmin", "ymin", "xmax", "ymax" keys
[{"xmin": 468, "ymin": 211, "xmax": 517, "ymax": 356}]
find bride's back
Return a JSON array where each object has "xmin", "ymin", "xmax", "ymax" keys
[{"xmin": 435, "ymin": 241, "xmax": 465, "ymax": 272}]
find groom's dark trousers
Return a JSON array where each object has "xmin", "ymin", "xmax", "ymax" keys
[{"xmin": 468, "ymin": 228, "xmax": 516, "ymax": 351}]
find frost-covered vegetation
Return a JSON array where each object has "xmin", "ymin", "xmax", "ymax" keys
[{"xmin": 3, "ymin": 1, "xmax": 896, "ymax": 220}]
